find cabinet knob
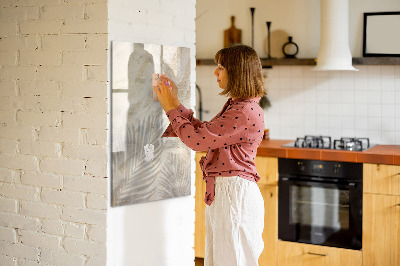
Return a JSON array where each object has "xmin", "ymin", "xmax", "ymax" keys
[{"xmin": 307, "ymin": 252, "xmax": 328, "ymax": 257}]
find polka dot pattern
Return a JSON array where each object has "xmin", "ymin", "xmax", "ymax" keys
[{"xmin": 161, "ymin": 97, "xmax": 264, "ymax": 206}]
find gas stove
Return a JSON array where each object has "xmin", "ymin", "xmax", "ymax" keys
[{"xmin": 283, "ymin": 135, "xmax": 373, "ymax": 151}]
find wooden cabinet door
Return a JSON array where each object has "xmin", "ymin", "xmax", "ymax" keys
[
  {"xmin": 195, "ymin": 152, "xmax": 207, "ymax": 258},
  {"xmin": 255, "ymin": 156, "xmax": 278, "ymax": 186},
  {"xmin": 276, "ymin": 241, "xmax": 362, "ymax": 266},
  {"xmin": 363, "ymin": 193, "xmax": 400, "ymax": 266},
  {"xmin": 364, "ymin": 164, "xmax": 400, "ymax": 196},
  {"xmin": 259, "ymin": 185, "xmax": 278, "ymax": 266}
]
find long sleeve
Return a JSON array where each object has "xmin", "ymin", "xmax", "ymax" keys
[
  {"xmin": 161, "ymin": 103, "xmax": 202, "ymax": 138},
  {"xmin": 165, "ymin": 105, "xmax": 249, "ymax": 152}
]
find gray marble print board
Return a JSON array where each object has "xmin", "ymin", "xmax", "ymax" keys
[{"xmin": 111, "ymin": 42, "xmax": 192, "ymax": 207}]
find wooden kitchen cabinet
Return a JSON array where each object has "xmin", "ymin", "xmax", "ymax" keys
[
  {"xmin": 364, "ymin": 164, "xmax": 400, "ymax": 196},
  {"xmin": 276, "ymin": 241, "xmax": 362, "ymax": 266},
  {"xmin": 363, "ymin": 163, "xmax": 400, "ymax": 266},
  {"xmin": 258, "ymin": 184, "xmax": 278, "ymax": 266},
  {"xmin": 363, "ymin": 193, "xmax": 400, "ymax": 266},
  {"xmin": 195, "ymin": 152, "xmax": 207, "ymax": 258}
]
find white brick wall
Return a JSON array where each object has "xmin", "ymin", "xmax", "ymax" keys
[{"xmin": 0, "ymin": 0, "xmax": 108, "ymax": 265}]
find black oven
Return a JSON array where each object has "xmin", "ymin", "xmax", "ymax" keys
[{"xmin": 278, "ymin": 158, "xmax": 363, "ymax": 250}]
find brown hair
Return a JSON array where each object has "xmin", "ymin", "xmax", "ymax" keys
[{"xmin": 214, "ymin": 44, "xmax": 266, "ymax": 99}]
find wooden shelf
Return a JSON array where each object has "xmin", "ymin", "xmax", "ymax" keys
[{"xmin": 196, "ymin": 57, "xmax": 400, "ymax": 67}]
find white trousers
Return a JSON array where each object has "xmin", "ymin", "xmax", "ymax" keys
[{"xmin": 205, "ymin": 176, "xmax": 265, "ymax": 266}]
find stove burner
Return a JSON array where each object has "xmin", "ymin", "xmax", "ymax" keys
[
  {"xmin": 333, "ymin": 137, "xmax": 370, "ymax": 151},
  {"xmin": 295, "ymin": 135, "xmax": 332, "ymax": 149}
]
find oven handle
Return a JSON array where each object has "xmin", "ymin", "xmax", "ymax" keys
[{"xmin": 280, "ymin": 177, "xmax": 357, "ymax": 189}]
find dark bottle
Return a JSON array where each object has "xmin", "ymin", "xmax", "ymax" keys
[{"xmin": 282, "ymin": 36, "xmax": 299, "ymax": 58}]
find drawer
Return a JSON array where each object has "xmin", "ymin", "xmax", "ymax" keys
[{"xmin": 364, "ymin": 164, "xmax": 400, "ymax": 196}]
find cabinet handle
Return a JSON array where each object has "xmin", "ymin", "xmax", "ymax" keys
[
  {"xmin": 307, "ymin": 252, "xmax": 328, "ymax": 256},
  {"xmin": 397, "ymin": 204, "xmax": 400, "ymax": 207}
]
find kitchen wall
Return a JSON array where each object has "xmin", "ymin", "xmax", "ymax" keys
[
  {"xmin": 107, "ymin": 1, "xmax": 196, "ymax": 266},
  {"xmin": 0, "ymin": 0, "xmax": 108, "ymax": 265},
  {"xmin": 196, "ymin": 0, "xmax": 400, "ymax": 145}
]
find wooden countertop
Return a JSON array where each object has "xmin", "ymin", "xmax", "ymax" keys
[{"xmin": 256, "ymin": 139, "xmax": 400, "ymax": 165}]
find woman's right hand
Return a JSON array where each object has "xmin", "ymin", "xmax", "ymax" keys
[{"xmin": 160, "ymin": 74, "xmax": 180, "ymax": 108}]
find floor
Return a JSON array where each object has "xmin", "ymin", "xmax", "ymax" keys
[{"xmin": 195, "ymin": 257, "xmax": 204, "ymax": 266}]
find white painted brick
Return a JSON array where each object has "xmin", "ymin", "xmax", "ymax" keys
[
  {"xmin": 84, "ymin": 160, "xmax": 106, "ymax": 177},
  {"xmin": 0, "ymin": 212, "xmax": 41, "ymax": 231},
  {"xmin": 61, "ymin": 19, "xmax": 107, "ymax": 34},
  {"xmin": 6, "ymin": 96, "xmax": 40, "ymax": 112},
  {"xmin": 0, "ymin": 66, "xmax": 36, "ymax": 81},
  {"xmin": 40, "ymin": 158, "xmax": 84, "ymax": 176},
  {"xmin": 0, "ymin": 154, "xmax": 38, "ymax": 171},
  {"xmin": 16, "ymin": 111, "xmax": 61, "ymax": 127},
  {"xmin": 85, "ymin": 3, "xmax": 108, "ymax": 20},
  {"xmin": 0, "ymin": 7, "xmax": 39, "ymax": 22},
  {"xmin": 0, "ymin": 36, "xmax": 40, "ymax": 52},
  {"xmin": 62, "ymin": 113, "xmax": 107, "ymax": 129},
  {"xmin": 61, "ymin": 207, "xmax": 106, "ymax": 226},
  {"xmin": 63, "ymin": 237, "xmax": 105, "ymax": 257},
  {"xmin": 87, "ymin": 193, "xmax": 107, "ymax": 210},
  {"xmin": 85, "ymin": 34, "xmax": 108, "ymax": 52},
  {"xmin": 0, "ymin": 183, "xmax": 38, "ymax": 201},
  {"xmin": 0, "ymin": 168, "xmax": 15, "ymax": 183},
  {"xmin": 70, "ymin": 0, "xmax": 107, "ymax": 3},
  {"xmin": 19, "ymin": 230, "xmax": 61, "ymax": 251},
  {"xmin": 21, "ymin": 171, "xmax": 62, "ymax": 189},
  {"xmin": 0, "ymin": 110, "xmax": 16, "ymax": 125},
  {"xmin": 8, "ymin": 0, "xmax": 62, "ymax": 6},
  {"xmin": 85, "ymin": 129, "xmax": 107, "ymax": 145},
  {"xmin": 0, "ymin": 126, "xmax": 34, "ymax": 141},
  {"xmin": 0, "ymin": 52, "xmax": 17, "ymax": 65},
  {"xmin": 87, "ymin": 225, "xmax": 105, "ymax": 243},
  {"xmin": 0, "ymin": 138, "xmax": 18, "ymax": 153},
  {"xmin": 63, "ymin": 50, "xmax": 107, "ymax": 65},
  {"xmin": 0, "ymin": 226, "xmax": 16, "ymax": 243},
  {"xmin": 20, "ymin": 21, "xmax": 61, "ymax": 35},
  {"xmin": 20, "ymin": 200, "xmax": 61, "ymax": 219},
  {"xmin": 40, "ymin": 249, "xmax": 85, "ymax": 266},
  {"xmin": 37, "ymin": 96, "xmax": 87, "ymax": 113},
  {"xmin": 64, "ymin": 222, "xmax": 85, "ymax": 239},
  {"xmin": 19, "ymin": 140, "xmax": 58, "ymax": 157},
  {"xmin": 41, "ymin": 34, "xmax": 85, "ymax": 51},
  {"xmin": 0, "ymin": 196, "xmax": 17, "ymax": 213},
  {"xmin": 37, "ymin": 66, "xmax": 83, "ymax": 82},
  {"xmin": 41, "ymin": 188, "xmax": 85, "ymax": 208},
  {"xmin": 18, "ymin": 80, "xmax": 61, "ymax": 97},
  {"xmin": 85, "ymin": 65, "xmax": 107, "ymax": 81},
  {"xmin": 41, "ymin": 219, "xmax": 63, "ymax": 236},
  {"xmin": 86, "ymin": 254, "xmax": 106, "ymax": 266},
  {"xmin": 19, "ymin": 51, "xmax": 62, "ymax": 66},
  {"xmin": 61, "ymin": 81, "xmax": 107, "ymax": 98},
  {"xmin": 63, "ymin": 175, "xmax": 107, "ymax": 194},
  {"xmin": 38, "ymin": 127, "xmax": 79, "ymax": 143},
  {"xmin": 41, "ymin": 4, "xmax": 84, "ymax": 20},
  {"xmin": 0, "ymin": 254, "xmax": 16, "ymax": 266},
  {"xmin": 0, "ymin": 241, "xmax": 39, "ymax": 261},
  {"xmin": 63, "ymin": 144, "xmax": 106, "ymax": 161},
  {"xmin": 0, "ymin": 81, "xmax": 16, "ymax": 96},
  {"xmin": 18, "ymin": 259, "xmax": 42, "ymax": 266}
]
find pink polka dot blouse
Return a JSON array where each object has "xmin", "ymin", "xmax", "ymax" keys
[{"xmin": 162, "ymin": 97, "xmax": 265, "ymax": 205}]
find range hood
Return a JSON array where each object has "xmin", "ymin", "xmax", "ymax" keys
[{"xmin": 314, "ymin": 0, "xmax": 358, "ymax": 71}]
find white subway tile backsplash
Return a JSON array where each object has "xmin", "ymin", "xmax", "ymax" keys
[
  {"xmin": 382, "ymin": 105, "xmax": 395, "ymax": 118},
  {"xmin": 196, "ymin": 65, "xmax": 400, "ymax": 144},
  {"xmin": 367, "ymin": 104, "xmax": 382, "ymax": 118}
]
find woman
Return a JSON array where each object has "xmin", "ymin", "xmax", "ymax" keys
[{"xmin": 153, "ymin": 44, "xmax": 266, "ymax": 266}]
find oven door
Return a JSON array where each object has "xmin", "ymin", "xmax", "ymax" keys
[{"xmin": 278, "ymin": 176, "xmax": 362, "ymax": 250}]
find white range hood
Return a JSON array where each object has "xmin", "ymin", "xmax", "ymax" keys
[{"xmin": 314, "ymin": 0, "xmax": 358, "ymax": 71}]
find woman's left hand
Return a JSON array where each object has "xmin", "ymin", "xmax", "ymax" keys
[{"xmin": 153, "ymin": 76, "xmax": 175, "ymax": 113}]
